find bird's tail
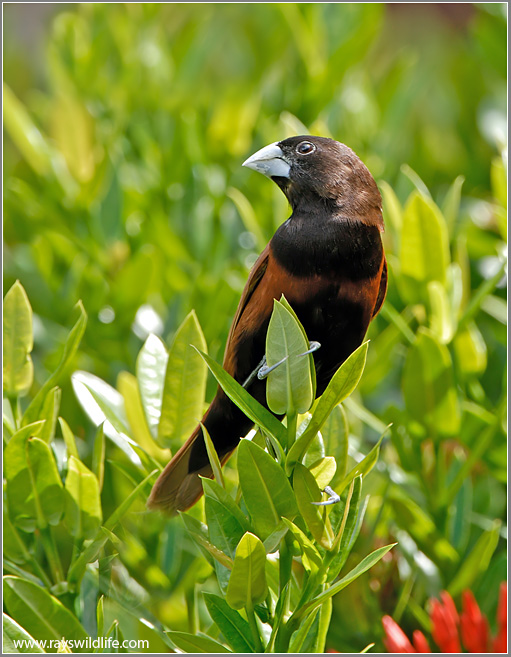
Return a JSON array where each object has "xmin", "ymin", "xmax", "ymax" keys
[{"xmin": 147, "ymin": 395, "xmax": 251, "ymax": 515}]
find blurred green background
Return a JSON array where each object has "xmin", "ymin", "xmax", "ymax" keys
[{"xmin": 3, "ymin": 2, "xmax": 507, "ymax": 652}]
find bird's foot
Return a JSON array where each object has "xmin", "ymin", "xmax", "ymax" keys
[
  {"xmin": 242, "ymin": 341, "xmax": 321, "ymax": 387},
  {"xmin": 311, "ymin": 485, "xmax": 341, "ymax": 506}
]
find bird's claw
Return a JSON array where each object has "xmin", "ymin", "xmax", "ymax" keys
[
  {"xmin": 311, "ymin": 485, "xmax": 341, "ymax": 506},
  {"xmin": 243, "ymin": 341, "xmax": 321, "ymax": 387}
]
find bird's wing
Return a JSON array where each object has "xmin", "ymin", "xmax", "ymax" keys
[
  {"xmin": 372, "ymin": 256, "xmax": 388, "ymax": 317},
  {"xmin": 224, "ymin": 243, "xmax": 270, "ymax": 349}
]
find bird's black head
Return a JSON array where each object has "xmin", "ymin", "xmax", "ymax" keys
[{"xmin": 243, "ymin": 135, "xmax": 383, "ymax": 231}]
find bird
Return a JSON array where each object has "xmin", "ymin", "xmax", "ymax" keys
[{"xmin": 148, "ymin": 135, "xmax": 387, "ymax": 515}]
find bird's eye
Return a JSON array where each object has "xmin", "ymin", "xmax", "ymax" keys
[{"xmin": 296, "ymin": 141, "xmax": 316, "ymax": 155}]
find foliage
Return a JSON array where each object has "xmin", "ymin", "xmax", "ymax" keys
[{"xmin": 3, "ymin": 2, "xmax": 507, "ymax": 653}]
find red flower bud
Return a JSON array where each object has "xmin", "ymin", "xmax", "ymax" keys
[
  {"xmin": 412, "ymin": 630, "xmax": 431, "ymax": 653},
  {"xmin": 460, "ymin": 590, "xmax": 489, "ymax": 652},
  {"xmin": 430, "ymin": 592, "xmax": 461, "ymax": 653},
  {"xmin": 382, "ymin": 615, "xmax": 416, "ymax": 653}
]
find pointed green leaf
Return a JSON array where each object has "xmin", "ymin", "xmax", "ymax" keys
[
  {"xmin": 23, "ymin": 302, "xmax": 86, "ymax": 426},
  {"xmin": 3, "ymin": 577, "xmax": 87, "ymax": 646},
  {"xmin": 448, "ymin": 521, "xmax": 501, "ymax": 597},
  {"xmin": 265, "ymin": 299, "xmax": 314, "ymax": 415},
  {"xmin": 5, "ymin": 427, "xmax": 63, "ymax": 531},
  {"xmin": 226, "ymin": 532, "xmax": 267, "ymax": 610},
  {"xmin": 3, "ymin": 281, "xmax": 33, "ymax": 399},
  {"xmin": 293, "ymin": 463, "xmax": 334, "ymax": 549},
  {"xmin": 286, "ymin": 342, "xmax": 368, "ymax": 474},
  {"xmin": 403, "ymin": 328, "xmax": 460, "ymax": 435},
  {"xmin": 441, "ymin": 175, "xmax": 464, "ymax": 234},
  {"xmin": 181, "ymin": 514, "xmax": 234, "ymax": 569},
  {"xmin": 399, "ymin": 192, "xmax": 450, "ymax": 303},
  {"xmin": 158, "ymin": 311, "xmax": 208, "ymax": 449},
  {"xmin": 58, "ymin": 417, "xmax": 79, "ymax": 459},
  {"xmin": 281, "ymin": 519, "xmax": 322, "ymax": 571},
  {"xmin": 203, "ymin": 593, "xmax": 254, "ymax": 653},
  {"xmin": 136, "ymin": 334, "xmax": 168, "ymax": 438},
  {"xmin": 237, "ymin": 439, "xmax": 298, "ymax": 539},
  {"xmin": 91, "ymin": 423, "xmax": 105, "ymax": 492},
  {"xmin": 64, "ymin": 456, "xmax": 102, "ymax": 540},
  {"xmin": 167, "ymin": 631, "xmax": 232, "ymax": 653},
  {"xmin": 294, "ymin": 543, "xmax": 397, "ymax": 621},
  {"xmin": 3, "ymin": 613, "xmax": 46, "ymax": 653},
  {"xmin": 38, "ymin": 387, "xmax": 61, "ymax": 444},
  {"xmin": 337, "ymin": 434, "xmax": 386, "ymax": 495},
  {"xmin": 320, "ymin": 404, "xmax": 348, "ymax": 479},
  {"xmin": 195, "ymin": 349, "xmax": 287, "ymax": 445},
  {"xmin": 428, "ymin": 281, "xmax": 453, "ymax": 344},
  {"xmin": 203, "ymin": 479, "xmax": 250, "ymax": 558},
  {"xmin": 202, "ymin": 423, "xmax": 225, "ymax": 488}
]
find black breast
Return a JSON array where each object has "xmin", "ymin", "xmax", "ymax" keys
[{"xmin": 270, "ymin": 213, "xmax": 383, "ymax": 281}]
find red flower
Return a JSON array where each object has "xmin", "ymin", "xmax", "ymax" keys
[
  {"xmin": 460, "ymin": 590, "xmax": 489, "ymax": 652},
  {"xmin": 492, "ymin": 582, "xmax": 507, "ymax": 653},
  {"xmin": 382, "ymin": 616, "xmax": 431, "ymax": 653},
  {"xmin": 430, "ymin": 591, "xmax": 461, "ymax": 652},
  {"xmin": 382, "ymin": 584, "xmax": 507, "ymax": 653}
]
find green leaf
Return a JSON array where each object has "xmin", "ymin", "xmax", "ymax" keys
[
  {"xmin": 38, "ymin": 388, "xmax": 61, "ymax": 444},
  {"xmin": 402, "ymin": 328, "xmax": 460, "ymax": 435},
  {"xmin": 58, "ymin": 417, "xmax": 79, "ymax": 459},
  {"xmin": 167, "ymin": 631, "xmax": 232, "ymax": 653},
  {"xmin": 203, "ymin": 593, "xmax": 255, "ymax": 653},
  {"xmin": 3, "ymin": 84, "xmax": 51, "ymax": 176},
  {"xmin": 64, "ymin": 456, "xmax": 102, "ymax": 540},
  {"xmin": 72, "ymin": 371, "xmax": 145, "ymax": 467},
  {"xmin": 399, "ymin": 192, "xmax": 450, "ymax": 303},
  {"xmin": 67, "ymin": 470, "xmax": 157, "ymax": 586},
  {"xmin": 202, "ymin": 423, "xmax": 225, "ymax": 488},
  {"xmin": 281, "ymin": 519, "xmax": 322, "ymax": 572},
  {"xmin": 448, "ymin": 521, "xmax": 502, "ymax": 597},
  {"xmin": 3, "ymin": 577, "xmax": 87, "ymax": 647},
  {"xmin": 158, "ymin": 310, "xmax": 208, "ymax": 449},
  {"xmin": 289, "ymin": 607, "xmax": 320, "ymax": 653},
  {"xmin": 428, "ymin": 281, "xmax": 453, "ymax": 344},
  {"xmin": 117, "ymin": 370, "xmax": 170, "ymax": 461},
  {"xmin": 453, "ymin": 322, "xmax": 487, "ymax": 376},
  {"xmin": 136, "ymin": 334, "xmax": 168, "ymax": 438},
  {"xmin": 441, "ymin": 175, "xmax": 464, "ymax": 234},
  {"xmin": 328, "ymin": 476, "xmax": 362, "ymax": 580},
  {"xmin": 226, "ymin": 532, "xmax": 268, "ymax": 610},
  {"xmin": 195, "ymin": 349, "xmax": 287, "ymax": 445},
  {"xmin": 308, "ymin": 457, "xmax": 337, "ymax": 489},
  {"xmin": 294, "ymin": 543, "xmax": 396, "ymax": 621},
  {"xmin": 5, "ymin": 428, "xmax": 63, "ymax": 531},
  {"xmin": 181, "ymin": 514, "xmax": 234, "ymax": 569},
  {"xmin": 320, "ymin": 404, "xmax": 348, "ymax": 480},
  {"xmin": 91, "ymin": 423, "xmax": 106, "ymax": 492},
  {"xmin": 3, "ymin": 281, "xmax": 34, "ymax": 399},
  {"xmin": 286, "ymin": 342, "xmax": 368, "ymax": 474},
  {"xmin": 237, "ymin": 439, "xmax": 298, "ymax": 539},
  {"xmin": 379, "ymin": 180, "xmax": 402, "ymax": 233},
  {"xmin": 3, "ymin": 613, "xmax": 46, "ymax": 653},
  {"xmin": 203, "ymin": 479, "xmax": 250, "ymax": 558},
  {"xmin": 265, "ymin": 298, "xmax": 314, "ymax": 415},
  {"xmin": 293, "ymin": 463, "xmax": 334, "ymax": 549},
  {"xmin": 23, "ymin": 302, "xmax": 87, "ymax": 426},
  {"xmin": 337, "ymin": 433, "xmax": 385, "ymax": 495}
]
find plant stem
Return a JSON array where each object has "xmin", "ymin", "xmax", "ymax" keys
[
  {"xmin": 287, "ymin": 409, "xmax": 297, "ymax": 450},
  {"xmin": 185, "ymin": 583, "xmax": 198, "ymax": 635},
  {"xmin": 39, "ymin": 526, "xmax": 64, "ymax": 584},
  {"xmin": 279, "ymin": 533, "xmax": 292, "ymax": 595},
  {"xmin": 246, "ymin": 602, "xmax": 264, "ymax": 653}
]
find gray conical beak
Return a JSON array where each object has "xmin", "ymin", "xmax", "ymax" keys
[{"xmin": 242, "ymin": 142, "xmax": 291, "ymax": 178}]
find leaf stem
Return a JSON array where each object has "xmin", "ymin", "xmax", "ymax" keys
[
  {"xmin": 39, "ymin": 526, "xmax": 64, "ymax": 584},
  {"xmin": 246, "ymin": 602, "xmax": 264, "ymax": 653}
]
